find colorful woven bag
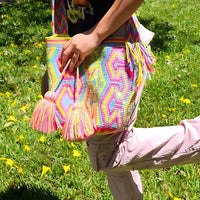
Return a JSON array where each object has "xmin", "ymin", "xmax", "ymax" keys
[{"xmin": 30, "ymin": 0, "xmax": 155, "ymax": 141}]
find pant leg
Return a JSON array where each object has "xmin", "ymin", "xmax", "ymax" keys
[
  {"xmin": 113, "ymin": 116, "xmax": 200, "ymax": 170},
  {"xmin": 105, "ymin": 170, "xmax": 143, "ymax": 200}
]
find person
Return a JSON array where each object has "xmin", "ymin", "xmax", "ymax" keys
[{"xmin": 51, "ymin": 0, "xmax": 200, "ymax": 199}]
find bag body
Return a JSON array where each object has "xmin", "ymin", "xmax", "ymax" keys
[{"xmin": 46, "ymin": 13, "xmax": 155, "ymax": 134}]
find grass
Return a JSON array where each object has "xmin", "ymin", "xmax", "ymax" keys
[{"xmin": 0, "ymin": 0, "xmax": 200, "ymax": 199}]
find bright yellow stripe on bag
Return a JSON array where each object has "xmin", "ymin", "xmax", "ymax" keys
[
  {"xmin": 48, "ymin": 62, "xmax": 57, "ymax": 91},
  {"xmin": 56, "ymin": 87, "xmax": 66, "ymax": 118},
  {"xmin": 103, "ymin": 87, "xmax": 117, "ymax": 123},
  {"xmin": 108, "ymin": 52, "xmax": 116, "ymax": 78}
]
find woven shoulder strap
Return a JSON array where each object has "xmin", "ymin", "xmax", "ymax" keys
[
  {"xmin": 52, "ymin": 0, "xmax": 141, "ymax": 42},
  {"xmin": 52, "ymin": 0, "xmax": 69, "ymax": 35}
]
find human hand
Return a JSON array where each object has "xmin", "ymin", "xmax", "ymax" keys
[{"xmin": 61, "ymin": 31, "xmax": 99, "ymax": 73}]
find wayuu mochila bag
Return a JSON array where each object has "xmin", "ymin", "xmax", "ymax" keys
[{"xmin": 30, "ymin": 0, "xmax": 155, "ymax": 141}]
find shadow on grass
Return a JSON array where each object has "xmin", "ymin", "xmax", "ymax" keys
[
  {"xmin": 139, "ymin": 18, "xmax": 176, "ymax": 52},
  {"xmin": 0, "ymin": 184, "xmax": 60, "ymax": 200}
]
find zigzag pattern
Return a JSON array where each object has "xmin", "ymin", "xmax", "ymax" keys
[
  {"xmin": 54, "ymin": 0, "xmax": 69, "ymax": 34},
  {"xmin": 46, "ymin": 9, "xmax": 156, "ymax": 130}
]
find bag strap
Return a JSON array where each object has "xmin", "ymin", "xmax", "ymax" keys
[{"xmin": 52, "ymin": 0, "xmax": 141, "ymax": 42}]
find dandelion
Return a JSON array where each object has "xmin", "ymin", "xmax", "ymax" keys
[
  {"xmin": 24, "ymin": 145, "xmax": 31, "ymax": 151},
  {"xmin": 6, "ymin": 159, "xmax": 14, "ymax": 167},
  {"xmin": 38, "ymin": 94, "xmax": 43, "ymax": 99},
  {"xmin": 0, "ymin": 158, "xmax": 7, "ymax": 161},
  {"xmin": 18, "ymin": 167, "xmax": 24, "ymax": 174},
  {"xmin": 20, "ymin": 104, "xmax": 30, "ymax": 111},
  {"xmin": 179, "ymin": 96, "xmax": 191, "ymax": 104},
  {"xmin": 73, "ymin": 150, "xmax": 81, "ymax": 157},
  {"xmin": 23, "ymin": 50, "xmax": 31, "ymax": 54},
  {"xmin": 28, "ymin": 88, "xmax": 32, "ymax": 91},
  {"xmin": 37, "ymin": 43, "xmax": 43, "ymax": 48},
  {"xmin": 63, "ymin": 165, "xmax": 71, "ymax": 174},
  {"xmin": 165, "ymin": 55, "xmax": 170, "ymax": 59},
  {"xmin": 70, "ymin": 142, "xmax": 75, "ymax": 148},
  {"xmin": 11, "ymin": 43, "xmax": 15, "ymax": 47},
  {"xmin": 7, "ymin": 115, "xmax": 18, "ymax": 122},
  {"xmin": 39, "ymin": 136, "xmax": 45, "ymax": 143},
  {"xmin": 162, "ymin": 114, "xmax": 167, "ymax": 118},
  {"xmin": 168, "ymin": 192, "xmax": 183, "ymax": 200},
  {"xmin": 36, "ymin": 56, "xmax": 40, "ymax": 60},
  {"xmin": 16, "ymin": 135, "xmax": 25, "ymax": 143},
  {"xmin": 192, "ymin": 84, "xmax": 198, "ymax": 88},
  {"xmin": 3, "ymin": 14, "xmax": 9, "ymax": 18},
  {"xmin": 23, "ymin": 117, "xmax": 31, "ymax": 121},
  {"xmin": 182, "ymin": 49, "xmax": 190, "ymax": 54},
  {"xmin": 32, "ymin": 65, "xmax": 38, "ymax": 69},
  {"xmin": 67, "ymin": 195, "xmax": 71, "ymax": 199},
  {"xmin": 40, "ymin": 165, "xmax": 51, "ymax": 178},
  {"xmin": 5, "ymin": 91, "xmax": 10, "ymax": 97},
  {"xmin": 60, "ymin": 138, "xmax": 64, "ymax": 142},
  {"xmin": 168, "ymin": 108, "xmax": 176, "ymax": 112},
  {"xmin": 171, "ymin": 4, "xmax": 175, "ymax": 8},
  {"xmin": 11, "ymin": 100, "xmax": 18, "ymax": 106}
]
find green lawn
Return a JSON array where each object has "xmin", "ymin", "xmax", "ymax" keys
[{"xmin": 0, "ymin": 0, "xmax": 200, "ymax": 199}]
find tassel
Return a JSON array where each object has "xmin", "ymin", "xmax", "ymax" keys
[
  {"xmin": 62, "ymin": 67, "xmax": 95, "ymax": 141},
  {"xmin": 30, "ymin": 91, "xmax": 58, "ymax": 133},
  {"xmin": 30, "ymin": 60, "xmax": 71, "ymax": 133}
]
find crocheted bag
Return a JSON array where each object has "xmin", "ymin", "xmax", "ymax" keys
[{"xmin": 31, "ymin": 0, "xmax": 155, "ymax": 141}]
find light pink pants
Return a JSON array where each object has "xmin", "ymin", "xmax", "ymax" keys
[{"xmin": 86, "ymin": 116, "xmax": 200, "ymax": 200}]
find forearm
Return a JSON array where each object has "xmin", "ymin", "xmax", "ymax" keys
[{"xmin": 92, "ymin": 0, "xmax": 144, "ymax": 45}]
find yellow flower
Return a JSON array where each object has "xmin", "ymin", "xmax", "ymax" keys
[
  {"xmin": 7, "ymin": 115, "xmax": 18, "ymax": 122},
  {"xmin": 37, "ymin": 43, "xmax": 43, "ymax": 48},
  {"xmin": 6, "ymin": 159, "xmax": 14, "ymax": 167},
  {"xmin": 11, "ymin": 100, "xmax": 18, "ymax": 106},
  {"xmin": 23, "ymin": 118, "xmax": 31, "ymax": 121},
  {"xmin": 32, "ymin": 65, "xmax": 38, "ymax": 69},
  {"xmin": 73, "ymin": 150, "xmax": 81, "ymax": 157},
  {"xmin": 168, "ymin": 108, "xmax": 176, "ymax": 112},
  {"xmin": 40, "ymin": 165, "xmax": 51, "ymax": 178},
  {"xmin": 20, "ymin": 104, "xmax": 30, "ymax": 111},
  {"xmin": 179, "ymin": 96, "xmax": 191, "ymax": 104},
  {"xmin": 11, "ymin": 43, "xmax": 15, "ymax": 47},
  {"xmin": 38, "ymin": 94, "xmax": 43, "ymax": 99},
  {"xmin": 165, "ymin": 55, "xmax": 170, "ymax": 59},
  {"xmin": 24, "ymin": 145, "xmax": 31, "ymax": 151},
  {"xmin": 63, "ymin": 165, "xmax": 71, "ymax": 174},
  {"xmin": 28, "ymin": 88, "xmax": 32, "ymax": 91},
  {"xmin": 168, "ymin": 192, "xmax": 183, "ymax": 200},
  {"xmin": 3, "ymin": 14, "xmax": 9, "ymax": 18},
  {"xmin": 16, "ymin": 135, "xmax": 25, "ymax": 143},
  {"xmin": 182, "ymin": 49, "xmax": 190, "ymax": 54},
  {"xmin": 192, "ymin": 84, "xmax": 198, "ymax": 88},
  {"xmin": 67, "ymin": 195, "xmax": 71, "ymax": 199},
  {"xmin": 23, "ymin": 50, "xmax": 31, "ymax": 54},
  {"xmin": 5, "ymin": 91, "xmax": 10, "ymax": 97},
  {"xmin": 18, "ymin": 167, "xmax": 24, "ymax": 174},
  {"xmin": 0, "ymin": 158, "xmax": 7, "ymax": 161},
  {"xmin": 70, "ymin": 142, "xmax": 75, "ymax": 148},
  {"xmin": 60, "ymin": 138, "xmax": 64, "ymax": 142},
  {"xmin": 39, "ymin": 136, "xmax": 45, "ymax": 143},
  {"xmin": 162, "ymin": 114, "xmax": 167, "ymax": 118},
  {"xmin": 36, "ymin": 56, "xmax": 40, "ymax": 60},
  {"xmin": 171, "ymin": 4, "xmax": 175, "ymax": 8}
]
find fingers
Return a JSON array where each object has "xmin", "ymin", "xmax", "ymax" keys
[{"xmin": 69, "ymin": 52, "xmax": 79, "ymax": 73}]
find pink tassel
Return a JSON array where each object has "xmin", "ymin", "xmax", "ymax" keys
[
  {"xmin": 30, "ymin": 91, "xmax": 58, "ymax": 133},
  {"xmin": 30, "ymin": 60, "xmax": 71, "ymax": 134},
  {"xmin": 62, "ymin": 67, "xmax": 95, "ymax": 141}
]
